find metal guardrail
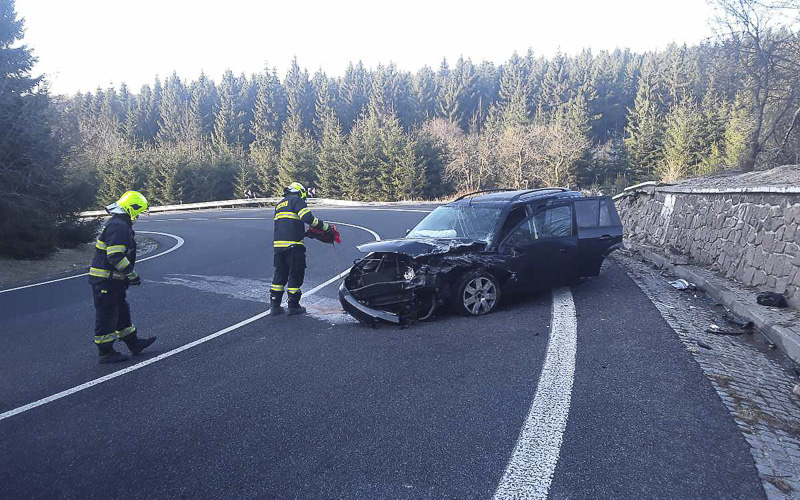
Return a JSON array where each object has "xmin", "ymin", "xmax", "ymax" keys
[
  {"xmin": 78, "ymin": 197, "xmax": 436, "ymax": 218},
  {"xmin": 79, "ymin": 197, "xmax": 281, "ymax": 217}
]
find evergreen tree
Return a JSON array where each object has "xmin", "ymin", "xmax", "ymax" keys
[
  {"xmin": 723, "ymin": 93, "xmax": 753, "ymax": 169},
  {"xmin": 212, "ymin": 70, "xmax": 245, "ymax": 151},
  {"xmin": 659, "ymin": 99, "xmax": 702, "ymax": 182},
  {"xmin": 411, "ymin": 65, "xmax": 437, "ymax": 124},
  {"xmin": 277, "ymin": 114, "xmax": 317, "ymax": 189},
  {"xmin": 233, "ymin": 149, "xmax": 253, "ymax": 198},
  {"xmin": 251, "ymin": 65, "xmax": 285, "ymax": 151},
  {"xmin": 249, "ymin": 66, "xmax": 285, "ymax": 195},
  {"xmin": 284, "ymin": 57, "xmax": 314, "ymax": 132},
  {"xmin": 315, "ymin": 80, "xmax": 346, "ymax": 197},
  {"xmin": 157, "ymin": 72, "xmax": 190, "ymax": 144},
  {"xmin": 376, "ymin": 113, "xmax": 407, "ymax": 200},
  {"xmin": 624, "ymin": 78, "xmax": 664, "ymax": 180},
  {"xmin": 337, "ymin": 61, "xmax": 369, "ymax": 133},
  {"xmin": 190, "ymin": 71, "xmax": 218, "ymax": 139},
  {"xmin": 341, "ymin": 113, "xmax": 381, "ymax": 200},
  {"xmin": 251, "ymin": 144, "xmax": 279, "ymax": 196}
]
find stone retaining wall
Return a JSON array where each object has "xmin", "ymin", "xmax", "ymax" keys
[{"xmin": 615, "ymin": 169, "xmax": 800, "ymax": 309}]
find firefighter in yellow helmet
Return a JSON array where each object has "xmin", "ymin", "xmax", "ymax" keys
[
  {"xmin": 270, "ymin": 182, "xmax": 334, "ymax": 315},
  {"xmin": 88, "ymin": 191, "xmax": 156, "ymax": 363}
]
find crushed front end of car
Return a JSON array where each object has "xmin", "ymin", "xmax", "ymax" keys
[{"xmin": 339, "ymin": 238, "xmax": 496, "ymax": 326}]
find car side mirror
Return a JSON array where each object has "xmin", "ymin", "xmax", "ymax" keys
[{"xmin": 405, "ymin": 229, "xmax": 411, "ymax": 236}]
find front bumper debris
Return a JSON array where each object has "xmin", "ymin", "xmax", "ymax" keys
[{"xmin": 339, "ymin": 282, "xmax": 401, "ymax": 325}]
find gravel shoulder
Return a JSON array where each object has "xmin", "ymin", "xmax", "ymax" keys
[{"xmin": 0, "ymin": 236, "xmax": 159, "ymax": 288}]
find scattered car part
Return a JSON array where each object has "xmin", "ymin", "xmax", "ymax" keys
[
  {"xmin": 668, "ymin": 279, "xmax": 696, "ymax": 291},
  {"xmin": 756, "ymin": 291, "xmax": 788, "ymax": 308}
]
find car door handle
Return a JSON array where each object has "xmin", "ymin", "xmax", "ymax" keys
[
  {"xmin": 598, "ymin": 234, "xmax": 612, "ymax": 241},
  {"xmin": 559, "ymin": 248, "xmax": 569, "ymax": 253}
]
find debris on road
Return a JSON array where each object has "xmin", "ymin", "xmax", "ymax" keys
[
  {"xmin": 617, "ymin": 251, "xmax": 800, "ymax": 498},
  {"xmin": 720, "ymin": 312, "xmax": 754, "ymax": 330},
  {"xmin": 706, "ymin": 324, "xmax": 752, "ymax": 336},
  {"xmin": 756, "ymin": 291, "xmax": 788, "ymax": 308},
  {"xmin": 668, "ymin": 279, "xmax": 696, "ymax": 291},
  {"xmin": 696, "ymin": 340, "xmax": 713, "ymax": 350}
]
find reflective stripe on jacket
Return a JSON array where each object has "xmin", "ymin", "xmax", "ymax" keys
[
  {"xmin": 273, "ymin": 194, "xmax": 328, "ymax": 249},
  {"xmin": 88, "ymin": 214, "xmax": 137, "ymax": 284}
]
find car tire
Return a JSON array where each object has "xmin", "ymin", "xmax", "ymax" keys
[{"xmin": 451, "ymin": 270, "xmax": 501, "ymax": 316}]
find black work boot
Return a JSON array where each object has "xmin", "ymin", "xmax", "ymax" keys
[
  {"xmin": 270, "ymin": 301, "xmax": 285, "ymax": 315},
  {"xmin": 270, "ymin": 290, "xmax": 285, "ymax": 315},
  {"xmin": 97, "ymin": 343, "xmax": 128, "ymax": 364},
  {"xmin": 287, "ymin": 292, "xmax": 306, "ymax": 316},
  {"xmin": 121, "ymin": 330, "xmax": 157, "ymax": 355}
]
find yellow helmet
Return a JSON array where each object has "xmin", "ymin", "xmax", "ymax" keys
[
  {"xmin": 107, "ymin": 191, "xmax": 149, "ymax": 221},
  {"xmin": 286, "ymin": 182, "xmax": 307, "ymax": 199}
]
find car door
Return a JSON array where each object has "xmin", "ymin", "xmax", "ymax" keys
[
  {"xmin": 573, "ymin": 196, "xmax": 623, "ymax": 276},
  {"xmin": 499, "ymin": 202, "xmax": 579, "ymax": 291}
]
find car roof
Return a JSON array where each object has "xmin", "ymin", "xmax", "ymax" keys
[{"xmin": 448, "ymin": 188, "xmax": 582, "ymax": 206}]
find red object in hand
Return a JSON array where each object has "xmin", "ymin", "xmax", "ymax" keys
[{"xmin": 305, "ymin": 224, "xmax": 341, "ymax": 245}]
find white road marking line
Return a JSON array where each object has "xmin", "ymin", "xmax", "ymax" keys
[
  {"xmin": 0, "ymin": 232, "xmax": 185, "ymax": 294},
  {"xmin": 493, "ymin": 287, "xmax": 577, "ymax": 500},
  {"xmin": 0, "ymin": 224, "xmax": 381, "ymax": 422},
  {"xmin": 0, "ymin": 310, "xmax": 270, "ymax": 422},
  {"xmin": 328, "ymin": 221, "xmax": 382, "ymax": 242}
]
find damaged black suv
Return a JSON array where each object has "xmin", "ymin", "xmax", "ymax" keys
[{"xmin": 339, "ymin": 188, "xmax": 623, "ymax": 325}]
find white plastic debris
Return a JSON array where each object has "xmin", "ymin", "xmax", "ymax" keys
[{"xmin": 668, "ymin": 279, "xmax": 696, "ymax": 291}]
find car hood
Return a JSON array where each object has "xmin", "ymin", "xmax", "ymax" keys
[{"xmin": 356, "ymin": 238, "xmax": 487, "ymax": 258}]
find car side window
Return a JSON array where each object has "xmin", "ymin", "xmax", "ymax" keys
[
  {"xmin": 533, "ymin": 205, "xmax": 574, "ymax": 239},
  {"xmin": 506, "ymin": 218, "xmax": 536, "ymax": 246},
  {"xmin": 499, "ymin": 207, "xmax": 527, "ymax": 241},
  {"xmin": 574, "ymin": 199, "xmax": 600, "ymax": 228},
  {"xmin": 504, "ymin": 204, "xmax": 573, "ymax": 245}
]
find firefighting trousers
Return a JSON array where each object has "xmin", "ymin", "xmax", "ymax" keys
[
  {"xmin": 91, "ymin": 281, "xmax": 136, "ymax": 344},
  {"xmin": 271, "ymin": 245, "xmax": 306, "ymax": 302}
]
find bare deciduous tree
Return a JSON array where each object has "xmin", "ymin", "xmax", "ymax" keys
[{"xmin": 709, "ymin": 0, "xmax": 800, "ymax": 170}]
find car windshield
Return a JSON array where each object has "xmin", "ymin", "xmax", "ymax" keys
[{"xmin": 407, "ymin": 205, "xmax": 503, "ymax": 242}]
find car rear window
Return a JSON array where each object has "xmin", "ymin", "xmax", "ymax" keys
[
  {"xmin": 575, "ymin": 198, "xmax": 619, "ymax": 227},
  {"xmin": 575, "ymin": 199, "xmax": 600, "ymax": 228},
  {"xmin": 599, "ymin": 201, "xmax": 612, "ymax": 226}
]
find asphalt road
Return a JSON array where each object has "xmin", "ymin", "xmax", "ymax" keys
[{"xmin": 0, "ymin": 206, "xmax": 764, "ymax": 499}]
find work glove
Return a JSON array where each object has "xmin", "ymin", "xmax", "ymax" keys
[{"xmin": 126, "ymin": 271, "xmax": 142, "ymax": 286}]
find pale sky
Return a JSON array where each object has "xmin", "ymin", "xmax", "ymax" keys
[{"xmin": 16, "ymin": 0, "xmax": 716, "ymax": 96}]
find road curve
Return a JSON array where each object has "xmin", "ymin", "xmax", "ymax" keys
[{"xmin": 0, "ymin": 206, "xmax": 764, "ymax": 499}]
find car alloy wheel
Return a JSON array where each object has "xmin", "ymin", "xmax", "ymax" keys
[{"xmin": 463, "ymin": 275, "xmax": 498, "ymax": 315}]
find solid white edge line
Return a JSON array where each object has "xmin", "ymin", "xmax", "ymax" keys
[
  {"xmin": 493, "ymin": 287, "xmax": 577, "ymax": 500},
  {"xmin": 0, "ymin": 311, "xmax": 270, "ymax": 422},
  {"xmin": 137, "ymin": 231, "xmax": 185, "ymax": 263},
  {"xmin": 0, "ymin": 223, "xmax": 382, "ymax": 423},
  {"xmin": 328, "ymin": 221, "xmax": 382, "ymax": 242},
  {"xmin": 0, "ymin": 232, "xmax": 185, "ymax": 294}
]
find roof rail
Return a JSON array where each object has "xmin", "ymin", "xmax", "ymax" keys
[
  {"xmin": 453, "ymin": 188, "xmax": 515, "ymax": 201},
  {"xmin": 513, "ymin": 187, "xmax": 570, "ymax": 201}
]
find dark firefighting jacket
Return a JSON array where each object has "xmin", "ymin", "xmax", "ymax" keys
[
  {"xmin": 273, "ymin": 194, "xmax": 328, "ymax": 249},
  {"xmin": 88, "ymin": 214, "xmax": 137, "ymax": 284}
]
